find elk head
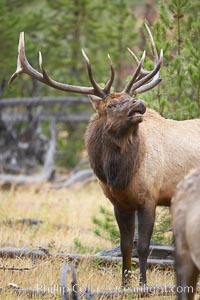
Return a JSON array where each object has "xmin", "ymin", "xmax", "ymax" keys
[
  {"xmin": 9, "ymin": 24, "xmax": 163, "ymax": 133},
  {"xmin": 91, "ymin": 92, "xmax": 146, "ymax": 137}
]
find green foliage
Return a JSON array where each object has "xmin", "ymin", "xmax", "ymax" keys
[
  {"xmin": 152, "ymin": 208, "xmax": 173, "ymax": 245},
  {"xmin": 92, "ymin": 206, "xmax": 173, "ymax": 246},
  {"xmin": 92, "ymin": 206, "xmax": 119, "ymax": 245},
  {"xmin": 74, "ymin": 237, "xmax": 91, "ymax": 253},
  {"xmin": 0, "ymin": 0, "xmax": 46, "ymax": 97},
  {"xmin": 143, "ymin": 0, "xmax": 200, "ymax": 120},
  {"xmin": 73, "ymin": 237, "xmax": 101, "ymax": 254}
]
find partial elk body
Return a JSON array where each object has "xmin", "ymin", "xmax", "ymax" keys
[
  {"xmin": 172, "ymin": 168, "xmax": 200, "ymax": 300},
  {"xmin": 9, "ymin": 24, "xmax": 200, "ymax": 286}
]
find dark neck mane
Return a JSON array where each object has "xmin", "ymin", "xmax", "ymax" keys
[{"xmin": 85, "ymin": 115, "xmax": 142, "ymax": 190}]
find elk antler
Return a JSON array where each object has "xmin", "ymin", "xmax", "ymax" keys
[
  {"xmin": 9, "ymin": 24, "xmax": 162, "ymax": 98},
  {"xmin": 8, "ymin": 32, "xmax": 115, "ymax": 98},
  {"xmin": 123, "ymin": 24, "xmax": 163, "ymax": 96}
]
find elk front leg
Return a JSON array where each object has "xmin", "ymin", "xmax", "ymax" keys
[
  {"xmin": 137, "ymin": 205, "xmax": 156, "ymax": 285},
  {"xmin": 114, "ymin": 206, "xmax": 135, "ymax": 286}
]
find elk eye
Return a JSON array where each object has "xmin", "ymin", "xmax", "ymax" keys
[{"xmin": 107, "ymin": 103, "xmax": 113, "ymax": 109}]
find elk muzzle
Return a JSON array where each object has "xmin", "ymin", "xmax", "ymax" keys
[{"xmin": 127, "ymin": 100, "xmax": 146, "ymax": 121}]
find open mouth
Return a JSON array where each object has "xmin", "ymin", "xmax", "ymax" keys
[
  {"xmin": 128, "ymin": 110, "xmax": 144, "ymax": 119},
  {"xmin": 127, "ymin": 107, "xmax": 146, "ymax": 119}
]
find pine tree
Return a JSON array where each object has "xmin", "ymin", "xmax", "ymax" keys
[{"xmin": 142, "ymin": 0, "xmax": 200, "ymax": 120}]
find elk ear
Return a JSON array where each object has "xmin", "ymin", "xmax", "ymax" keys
[{"xmin": 88, "ymin": 95, "xmax": 102, "ymax": 112}]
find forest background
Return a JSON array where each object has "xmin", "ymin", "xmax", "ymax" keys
[{"xmin": 0, "ymin": 0, "xmax": 200, "ymax": 168}]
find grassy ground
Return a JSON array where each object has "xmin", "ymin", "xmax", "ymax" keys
[{"xmin": 0, "ymin": 181, "xmax": 181, "ymax": 299}]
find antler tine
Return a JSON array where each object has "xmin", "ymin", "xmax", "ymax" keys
[
  {"xmin": 131, "ymin": 49, "xmax": 163, "ymax": 95},
  {"xmin": 81, "ymin": 49, "xmax": 107, "ymax": 98},
  {"xmin": 38, "ymin": 51, "xmax": 51, "ymax": 81},
  {"xmin": 8, "ymin": 32, "xmax": 27, "ymax": 86},
  {"xmin": 104, "ymin": 54, "xmax": 115, "ymax": 94},
  {"xmin": 123, "ymin": 50, "xmax": 146, "ymax": 93},
  {"xmin": 8, "ymin": 56, "xmax": 22, "ymax": 87},
  {"xmin": 127, "ymin": 48, "xmax": 149, "ymax": 76},
  {"xmin": 134, "ymin": 78, "xmax": 162, "ymax": 94},
  {"xmin": 144, "ymin": 23, "xmax": 158, "ymax": 64}
]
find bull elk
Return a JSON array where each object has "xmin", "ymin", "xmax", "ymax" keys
[
  {"xmin": 9, "ymin": 24, "xmax": 200, "ymax": 286},
  {"xmin": 172, "ymin": 168, "xmax": 200, "ymax": 300}
]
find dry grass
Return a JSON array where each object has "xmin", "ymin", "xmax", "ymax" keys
[{"xmin": 0, "ymin": 181, "xmax": 177, "ymax": 299}]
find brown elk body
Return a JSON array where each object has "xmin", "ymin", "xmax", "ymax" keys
[
  {"xmin": 85, "ymin": 96, "xmax": 200, "ymax": 284},
  {"xmin": 9, "ymin": 25, "xmax": 200, "ymax": 285},
  {"xmin": 172, "ymin": 168, "xmax": 200, "ymax": 300}
]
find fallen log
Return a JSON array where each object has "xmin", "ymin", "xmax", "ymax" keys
[
  {"xmin": 53, "ymin": 169, "xmax": 95, "ymax": 189},
  {"xmin": 2, "ymin": 112, "xmax": 91, "ymax": 123},
  {"xmin": 0, "ymin": 266, "xmax": 34, "ymax": 271},
  {"xmin": 2, "ymin": 218, "xmax": 44, "ymax": 226},
  {"xmin": 0, "ymin": 218, "xmax": 92, "ymax": 234},
  {"xmin": 97, "ymin": 243, "xmax": 174, "ymax": 260},
  {"xmin": 53, "ymin": 157, "xmax": 95, "ymax": 188},
  {"xmin": 0, "ymin": 96, "xmax": 89, "ymax": 107},
  {"xmin": 0, "ymin": 247, "xmax": 174, "ymax": 268}
]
